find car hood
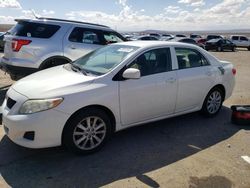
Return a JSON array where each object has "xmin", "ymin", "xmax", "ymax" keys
[{"xmin": 11, "ymin": 65, "xmax": 96, "ymax": 99}]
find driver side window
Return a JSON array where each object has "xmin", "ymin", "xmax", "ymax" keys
[{"xmin": 128, "ymin": 48, "xmax": 172, "ymax": 77}]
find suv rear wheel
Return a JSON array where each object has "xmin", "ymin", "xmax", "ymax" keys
[{"xmin": 40, "ymin": 57, "xmax": 71, "ymax": 70}]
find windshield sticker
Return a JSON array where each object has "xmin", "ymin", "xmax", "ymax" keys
[{"xmin": 117, "ymin": 48, "xmax": 134, "ymax": 53}]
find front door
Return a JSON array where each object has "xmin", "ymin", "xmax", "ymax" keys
[{"xmin": 119, "ymin": 48, "xmax": 177, "ymax": 125}]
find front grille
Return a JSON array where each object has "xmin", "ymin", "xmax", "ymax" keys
[{"xmin": 6, "ymin": 97, "xmax": 16, "ymax": 109}]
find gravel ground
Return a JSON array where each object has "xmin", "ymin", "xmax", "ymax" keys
[{"xmin": 0, "ymin": 49, "xmax": 250, "ymax": 188}]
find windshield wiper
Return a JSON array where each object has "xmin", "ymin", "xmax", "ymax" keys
[{"xmin": 71, "ymin": 64, "xmax": 87, "ymax": 75}]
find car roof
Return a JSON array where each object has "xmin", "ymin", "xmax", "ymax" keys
[
  {"xmin": 113, "ymin": 41, "xmax": 199, "ymax": 48},
  {"xmin": 207, "ymin": 38, "xmax": 221, "ymax": 42},
  {"xmin": 15, "ymin": 17, "xmax": 112, "ymax": 30}
]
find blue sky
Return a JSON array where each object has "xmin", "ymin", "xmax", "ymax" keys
[{"xmin": 0, "ymin": 0, "xmax": 250, "ymax": 31}]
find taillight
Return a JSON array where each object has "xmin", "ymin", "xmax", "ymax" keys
[
  {"xmin": 232, "ymin": 68, "xmax": 236, "ymax": 75},
  {"xmin": 11, "ymin": 39, "xmax": 31, "ymax": 52}
]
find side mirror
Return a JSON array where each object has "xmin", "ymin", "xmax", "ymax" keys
[{"xmin": 122, "ymin": 68, "xmax": 141, "ymax": 79}]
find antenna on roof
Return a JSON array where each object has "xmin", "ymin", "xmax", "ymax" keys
[{"xmin": 30, "ymin": 9, "xmax": 40, "ymax": 19}]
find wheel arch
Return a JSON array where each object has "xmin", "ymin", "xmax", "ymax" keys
[
  {"xmin": 39, "ymin": 56, "xmax": 72, "ymax": 69},
  {"xmin": 205, "ymin": 84, "xmax": 226, "ymax": 103},
  {"xmin": 211, "ymin": 84, "xmax": 226, "ymax": 100},
  {"xmin": 62, "ymin": 104, "xmax": 116, "ymax": 143}
]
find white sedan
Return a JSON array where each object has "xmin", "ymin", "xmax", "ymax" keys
[{"xmin": 1, "ymin": 41, "xmax": 235, "ymax": 154}]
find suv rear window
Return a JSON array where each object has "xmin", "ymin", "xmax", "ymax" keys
[{"xmin": 10, "ymin": 21, "xmax": 60, "ymax": 38}]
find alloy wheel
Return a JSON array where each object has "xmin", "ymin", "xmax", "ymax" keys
[
  {"xmin": 73, "ymin": 116, "xmax": 106, "ymax": 150},
  {"xmin": 206, "ymin": 91, "xmax": 222, "ymax": 114}
]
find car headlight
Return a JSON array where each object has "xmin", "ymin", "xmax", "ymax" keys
[{"xmin": 19, "ymin": 98, "xmax": 63, "ymax": 114}]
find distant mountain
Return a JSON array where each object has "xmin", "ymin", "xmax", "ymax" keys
[{"xmin": 123, "ymin": 29, "xmax": 250, "ymax": 35}]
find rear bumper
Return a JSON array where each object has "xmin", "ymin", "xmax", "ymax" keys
[{"xmin": 0, "ymin": 60, "xmax": 38, "ymax": 76}]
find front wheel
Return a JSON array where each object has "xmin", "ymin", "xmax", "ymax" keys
[
  {"xmin": 201, "ymin": 88, "xmax": 224, "ymax": 117},
  {"xmin": 62, "ymin": 108, "xmax": 112, "ymax": 154}
]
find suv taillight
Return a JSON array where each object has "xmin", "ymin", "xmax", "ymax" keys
[
  {"xmin": 232, "ymin": 68, "xmax": 236, "ymax": 75},
  {"xmin": 12, "ymin": 39, "xmax": 32, "ymax": 52}
]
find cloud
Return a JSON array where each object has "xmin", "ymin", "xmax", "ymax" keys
[
  {"xmin": 118, "ymin": 0, "xmax": 127, "ymax": 7},
  {"xmin": 164, "ymin": 6, "xmax": 182, "ymax": 14},
  {"xmin": 42, "ymin": 9, "xmax": 55, "ymax": 16},
  {"xmin": 178, "ymin": 0, "xmax": 205, "ymax": 7},
  {"xmin": 1, "ymin": 0, "xmax": 250, "ymax": 31},
  {"xmin": 0, "ymin": 15, "xmax": 15, "ymax": 24},
  {"xmin": 0, "ymin": 0, "xmax": 21, "ymax": 8},
  {"xmin": 64, "ymin": 0, "xmax": 250, "ymax": 31}
]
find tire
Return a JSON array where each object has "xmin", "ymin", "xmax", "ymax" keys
[
  {"xmin": 248, "ymin": 46, "xmax": 250, "ymax": 51},
  {"xmin": 201, "ymin": 88, "xmax": 224, "ymax": 117},
  {"xmin": 40, "ymin": 58, "xmax": 70, "ymax": 70},
  {"xmin": 232, "ymin": 46, "xmax": 236, "ymax": 52},
  {"xmin": 62, "ymin": 108, "xmax": 112, "ymax": 154},
  {"xmin": 10, "ymin": 74, "xmax": 24, "ymax": 81}
]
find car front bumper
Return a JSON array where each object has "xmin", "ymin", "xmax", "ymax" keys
[{"xmin": 1, "ymin": 88, "xmax": 70, "ymax": 148}]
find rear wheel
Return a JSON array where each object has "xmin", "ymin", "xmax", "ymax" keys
[
  {"xmin": 40, "ymin": 58, "xmax": 70, "ymax": 70},
  {"xmin": 62, "ymin": 108, "xmax": 112, "ymax": 154},
  {"xmin": 10, "ymin": 73, "xmax": 24, "ymax": 81},
  {"xmin": 201, "ymin": 88, "xmax": 224, "ymax": 117},
  {"xmin": 248, "ymin": 46, "xmax": 250, "ymax": 51}
]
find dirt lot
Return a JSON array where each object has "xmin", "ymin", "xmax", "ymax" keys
[{"xmin": 0, "ymin": 49, "xmax": 250, "ymax": 188}]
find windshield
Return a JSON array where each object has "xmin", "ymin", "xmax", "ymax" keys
[{"xmin": 73, "ymin": 45, "xmax": 139, "ymax": 75}]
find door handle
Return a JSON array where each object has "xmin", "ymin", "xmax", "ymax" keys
[{"xmin": 166, "ymin": 77, "xmax": 176, "ymax": 84}]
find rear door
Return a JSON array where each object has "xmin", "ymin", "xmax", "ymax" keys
[
  {"xmin": 64, "ymin": 27, "xmax": 104, "ymax": 61},
  {"xmin": 174, "ymin": 47, "xmax": 214, "ymax": 112},
  {"xmin": 239, "ymin": 36, "xmax": 249, "ymax": 47}
]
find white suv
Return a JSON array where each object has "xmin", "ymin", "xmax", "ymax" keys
[
  {"xmin": 0, "ymin": 17, "xmax": 126, "ymax": 80},
  {"xmin": 230, "ymin": 35, "xmax": 250, "ymax": 50}
]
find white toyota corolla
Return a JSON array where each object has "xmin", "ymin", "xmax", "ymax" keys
[{"xmin": 1, "ymin": 41, "xmax": 235, "ymax": 154}]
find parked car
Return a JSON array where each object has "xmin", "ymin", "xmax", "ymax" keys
[
  {"xmin": 0, "ymin": 17, "xmax": 126, "ymax": 80},
  {"xmin": 149, "ymin": 33, "xmax": 161, "ymax": 39},
  {"xmin": 230, "ymin": 35, "xmax": 250, "ymax": 50},
  {"xmin": 206, "ymin": 35, "xmax": 223, "ymax": 41},
  {"xmin": 190, "ymin": 34, "xmax": 202, "ymax": 39},
  {"xmin": 195, "ymin": 38, "xmax": 207, "ymax": 45},
  {"xmin": 205, "ymin": 38, "xmax": 236, "ymax": 52},
  {"xmin": 176, "ymin": 34, "xmax": 186, "ymax": 38},
  {"xmin": 2, "ymin": 41, "xmax": 235, "ymax": 154},
  {"xmin": 162, "ymin": 34, "xmax": 174, "ymax": 38},
  {"xmin": 160, "ymin": 35, "xmax": 174, "ymax": 41},
  {"xmin": 0, "ymin": 32, "xmax": 6, "ymax": 52},
  {"xmin": 177, "ymin": 38, "xmax": 205, "ymax": 49},
  {"xmin": 132, "ymin": 35, "xmax": 159, "ymax": 41}
]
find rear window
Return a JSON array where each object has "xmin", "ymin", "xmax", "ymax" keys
[
  {"xmin": 232, "ymin": 36, "xmax": 239, "ymax": 40},
  {"xmin": 10, "ymin": 21, "xmax": 60, "ymax": 38}
]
